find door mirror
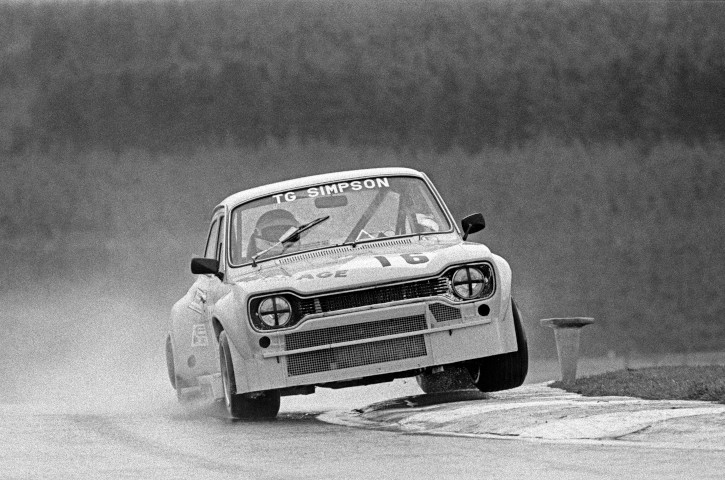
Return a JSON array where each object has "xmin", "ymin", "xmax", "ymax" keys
[
  {"xmin": 461, "ymin": 213, "xmax": 485, "ymax": 241},
  {"xmin": 191, "ymin": 257, "xmax": 220, "ymax": 275}
]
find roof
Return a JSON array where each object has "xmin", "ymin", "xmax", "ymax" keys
[{"xmin": 217, "ymin": 167, "xmax": 426, "ymax": 209}]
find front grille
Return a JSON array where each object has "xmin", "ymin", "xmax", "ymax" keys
[
  {"xmin": 298, "ymin": 277, "xmax": 449, "ymax": 316},
  {"xmin": 287, "ymin": 335, "xmax": 427, "ymax": 376},
  {"xmin": 285, "ymin": 314, "xmax": 428, "ymax": 351},
  {"xmin": 429, "ymin": 303, "xmax": 462, "ymax": 322}
]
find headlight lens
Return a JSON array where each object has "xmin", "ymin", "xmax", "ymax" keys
[
  {"xmin": 451, "ymin": 267, "xmax": 486, "ymax": 299},
  {"xmin": 257, "ymin": 296, "xmax": 292, "ymax": 327}
]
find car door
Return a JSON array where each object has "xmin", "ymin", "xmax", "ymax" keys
[
  {"xmin": 201, "ymin": 212, "xmax": 227, "ymax": 318},
  {"xmin": 190, "ymin": 213, "xmax": 221, "ymax": 314},
  {"xmin": 193, "ymin": 212, "xmax": 229, "ymax": 375},
  {"xmin": 185, "ymin": 212, "xmax": 225, "ymax": 375},
  {"xmin": 169, "ymin": 212, "xmax": 224, "ymax": 386}
]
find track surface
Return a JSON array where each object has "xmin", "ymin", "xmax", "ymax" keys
[{"xmin": 3, "ymin": 379, "xmax": 724, "ymax": 480}]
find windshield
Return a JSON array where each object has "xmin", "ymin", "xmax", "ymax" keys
[{"xmin": 229, "ymin": 176, "xmax": 452, "ymax": 266}]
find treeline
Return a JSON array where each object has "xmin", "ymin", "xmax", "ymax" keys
[{"xmin": 2, "ymin": 0, "xmax": 725, "ymax": 152}]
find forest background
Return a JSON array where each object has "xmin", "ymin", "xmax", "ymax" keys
[{"xmin": 1, "ymin": 0, "xmax": 723, "ymax": 383}]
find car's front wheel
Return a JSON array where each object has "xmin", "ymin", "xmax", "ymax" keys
[
  {"xmin": 415, "ymin": 366, "xmax": 475, "ymax": 394},
  {"xmin": 466, "ymin": 298, "xmax": 529, "ymax": 392},
  {"xmin": 218, "ymin": 331, "xmax": 280, "ymax": 419}
]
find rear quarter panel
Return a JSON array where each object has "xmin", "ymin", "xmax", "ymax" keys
[{"xmin": 169, "ymin": 277, "xmax": 219, "ymax": 384}]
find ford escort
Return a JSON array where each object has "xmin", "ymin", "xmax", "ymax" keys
[{"xmin": 166, "ymin": 167, "xmax": 528, "ymax": 418}]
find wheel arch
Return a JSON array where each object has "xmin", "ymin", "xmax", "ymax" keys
[{"xmin": 165, "ymin": 333, "xmax": 177, "ymax": 389}]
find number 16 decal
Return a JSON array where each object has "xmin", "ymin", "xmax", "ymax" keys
[
  {"xmin": 400, "ymin": 253, "xmax": 429, "ymax": 264},
  {"xmin": 374, "ymin": 254, "xmax": 429, "ymax": 267},
  {"xmin": 373, "ymin": 256, "xmax": 392, "ymax": 267}
]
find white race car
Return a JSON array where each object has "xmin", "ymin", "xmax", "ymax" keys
[{"xmin": 166, "ymin": 167, "xmax": 528, "ymax": 418}]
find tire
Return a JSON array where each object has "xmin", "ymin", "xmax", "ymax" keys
[
  {"xmin": 416, "ymin": 366, "xmax": 476, "ymax": 394},
  {"xmin": 467, "ymin": 298, "xmax": 529, "ymax": 392},
  {"xmin": 165, "ymin": 334, "xmax": 177, "ymax": 390},
  {"xmin": 218, "ymin": 331, "xmax": 280, "ymax": 419},
  {"xmin": 167, "ymin": 334, "xmax": 194, "ymax": 402}
]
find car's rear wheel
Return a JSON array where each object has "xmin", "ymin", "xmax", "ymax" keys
[
  {"xmin": 166, "ymin": 334, "xmax": 195, "ymax": 402},
  {"xmin": 467, "ymin": 298, "xmax": 529, "ymax": 392},
  {"xmin": 165, "ymin": 334, "xmax": 177, "ymax": 390},
  {"xmin": 218, "ymin": 331, "xmax": 280, "ymax": 419}
]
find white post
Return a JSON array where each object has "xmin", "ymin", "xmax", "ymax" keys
[{"xmin": 540, "ymin": 317, "xmax": 595, "ymax": 385}]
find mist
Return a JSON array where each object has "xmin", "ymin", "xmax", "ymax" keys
[
  {"xmin": 1, "ymin": 277, "xmax": 175, "ymax": 413},
  {"xmin": 2, "ymin": 0, "xmax": 724, "ymax": 413}
]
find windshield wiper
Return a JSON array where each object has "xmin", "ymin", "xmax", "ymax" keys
[
  {"xmin": 251, "ymin": 215, "xmax": 330, "ymax": 267},
  {"xmin": 281, "ymin": 215, "xmax": 330, "ymax": 244}
]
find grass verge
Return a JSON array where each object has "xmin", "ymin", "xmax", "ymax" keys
[{"xmin": 551, "ymin": 366, "xmax": 725, "ymax": 404}]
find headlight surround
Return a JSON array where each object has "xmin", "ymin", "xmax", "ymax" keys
[
  {"xmin": 450, "ymin": 265, "xmax": 493, "ymax": 300},
  {"xmin": 257, "ymin": 296, "xmax": 292, "ymax": 327}
]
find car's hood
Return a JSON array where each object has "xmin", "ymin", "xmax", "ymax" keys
[{"xmin": 227, "ymin": 233, "xmax": 492, "ymax": 296}]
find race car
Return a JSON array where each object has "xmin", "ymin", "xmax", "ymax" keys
[{"xmin": 166, "ymin": 167, "xmax": 528, "ymax": 418}]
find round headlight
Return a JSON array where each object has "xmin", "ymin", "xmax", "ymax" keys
[
  {"xmin": 451, "ymin": 267, "xmax": 485, "ymax": 299},
  {"xmin": 258, "ymin": 296, "xmax": 292, "ymax": 327}
]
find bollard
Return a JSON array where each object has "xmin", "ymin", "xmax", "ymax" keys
[{"xmin": 540, "ymin": 317, "xmax": 595, "ymax": 385}]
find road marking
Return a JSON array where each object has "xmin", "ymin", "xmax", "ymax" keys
[{"xmin": 318, "ymin": 383, "xmax": 725, "ymax": 451}]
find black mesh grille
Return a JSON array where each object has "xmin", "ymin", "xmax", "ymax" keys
[
  {"xmin": 294, "ymin": 298, "xmax": 318, "ymax": 318},
  {"xmin": 429, "ymin": 303, "xmax": 462, "ymax": 322},
  {"xmin": 285, "ymin": 314, "xmax": 428, "ymax": 351},
  {"xmin": 298, "ymin": 277, "xmax": 448, "ymax": 315},
  {"xmin": 287, "ymin": 336, "xmax": 427, "ymax": 376}
]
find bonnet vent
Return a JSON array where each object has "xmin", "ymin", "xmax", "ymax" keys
[
  {"xmin": 278, "ymin": 246, "xmax": 352, "ymax": 263},
  {"xmin": 357, "ymin": 238, "xmax": 412, "ymax": 249}
]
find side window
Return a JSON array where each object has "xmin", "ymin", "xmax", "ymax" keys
[
  {"xmin": 204, "ymin": 218, "xmax": 220, "ymax": 259},
  {"xmin": 215, "ymin": 216, "xmax": 225, "ymax": 265}
]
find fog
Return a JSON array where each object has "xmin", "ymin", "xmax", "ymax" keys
[
  {"xmin": 3, "ymin": 141, "xmax": 724, "ymax": 413},
  {"xmin": 0, "ymin": 277, "xmax": 439, "ymax": 415},
  {"xmin": 2, "ymin": 0, "xmax": 724, "ymax": 416},
  {"xmin": 1, "ymin": 280, "xmax": 174, "ymax": 413}
]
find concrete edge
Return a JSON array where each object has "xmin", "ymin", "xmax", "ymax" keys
[{"xmin": 317, "ymin": 382, "xmax": 725, "ymax": 451}]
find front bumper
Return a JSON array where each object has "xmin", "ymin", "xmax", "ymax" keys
[{"xmin": 230, "ymin": 297, "xmax": 517, "ymax": 394}]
